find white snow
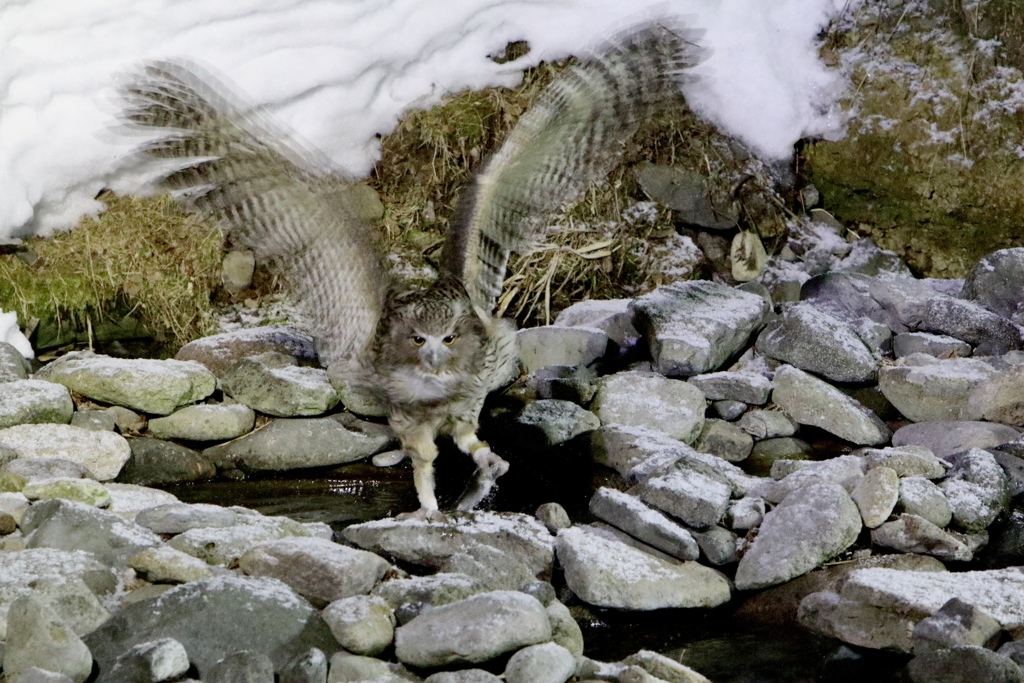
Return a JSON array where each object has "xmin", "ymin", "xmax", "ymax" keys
[
  {"xmin": 0, "ymin": 311, "xmax": 34, "ymax": 360},
  {"xmin": 0, "ymin": 0, "xmax": 856, "ymax": 239}
]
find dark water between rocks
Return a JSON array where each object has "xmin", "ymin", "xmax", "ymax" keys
[{"xmin": 158, "ymin": 428, "xmax": 913, "ymax": 682}]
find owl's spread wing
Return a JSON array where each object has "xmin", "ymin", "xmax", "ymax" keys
[
  {"xmin": 440, "ymin": 22, "xmax": 702, "ymax": 314},
  {"xmin": 121, "ymin": 61, "xmax": 387, "ymax": 369}
]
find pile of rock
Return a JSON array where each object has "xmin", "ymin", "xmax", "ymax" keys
[{"xmin": 0, "ymin": 228, "xmax": 1023, "ymax": 681}]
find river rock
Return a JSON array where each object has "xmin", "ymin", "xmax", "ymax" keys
[
  {"xmin": 898, "ymin": 477, "xmax": 953, "ymax": 527},
  {"xmin": 203, "ymin": 415, "xmax": 392, "ymax": 471},
  {"xmin": 0, "ymin": 380, "xmax": 73, "ymax": 429},
  {"xmin": 167, "ymin": 512, "xmax": 325, "ymax": 566},
  {"xmin": 3, "ymin": 595, "xmax": 92, "ymax": 683},
  {"xmin": 238, "ymin": 536, "xmax": 391, "ymax": 605},
  {"xmin": 221, "ymin": 353, "xmax": 338, "ymax": 417},
  {"xmin": 322, "ymin": 594, "xmax": 395, "ymax": 656},
  {"xmin": 555, "ymin": 525, "xmax": 730, "ymax": 609},
  {"xmin": 343, "ymin": 511, "xmax": 554, "ymax": 576},
  {"xmin": 70, "ymin": 408, "xmax": 119, "ymax": 432},
  {"xmin": 371, "ymin": 573, "xmax": 488, "ymax": 624},
  {"xmin": 690, "ymin": 524, "xmax": 739, "ymax": 565},
  {"xmin": 36, "ymin": 351, "xmax": 216, "ymax": 415},
  {"xmin": 516, "ymin": 326, "xmax": 609, "ymax": 373},
  {"xmin": 734, "ymin": 480, "xmax": 862, "ymax": 591},
  {"xmin": 858, "ymin": 445, "xmax": 948, "ymax": 479},
  {"xmin": 892, "ymin": 420, "xmax": 1021, "ymax": 458},
  {"xmin": 504, "ymin": 642, "xmax": 575, "ymax": 683},
  {"xmin": 589, "ymin": 487, "xmax": 699, "ymax": 561},
  {"xmin": 22, "ymin": 499, "xmax": 161, "ymax": 566},
  {"xmin": 590, "ymin": 425, "xmax": 692, "ymax": 482},
  {"xmin": 630, "ymin": 280, "xmax": 770, "ymax": 377},
  {"xmin": 764, "ymin": 455, "xmax": 867, "ymax": 504},
  {"xmin": 850, "ymin": 466, "xmax": 898, "ymax": 528},
  {"xmin": 105, "ymin": 638, "xmax": 191, "ymax": 683},
  {"xmin": 514, "ymin": 399, "xmax": 600, "ymax": 446},
  {"xmin": 694, "ymin": 419, "xmax": 753, "ymax": 462},
  {"xmin": 912, "ymin": 597, "xmax": 1002, "ymax": 655},
  {"xmin": 878, "ymin": 355, "xmax": 997, "ymax": 423},
  {"xmin": 394, "ymin": 590, "xmax": 551, "ymax": 668},
  {"xmin": 545, "ymin": 600, "xmax": 584, "ymax": 658},
  {"xmin": 961, "ymin": 247, "xmax": 1024, "ymax": 323},
  {"xmin": 893, "ymin": 332, "xmax": 972, "ymax": 359},
  {"xmin": 772, "ymin": 365, "xmax": 891, "ymax": 445},
  {"xmin": 120, "ymin": 437, "xmax": 216, "ymax": 486},
  {"xmin": 280, "ymin": 647, "xmax": 328, "ymax": 683},
  {"xmin": 1, "ymin": 458, "xmax": 94, "ymax": 488},
  {"xmin": 424, "ymin": 670, "xmax": 502, "ymax": 683},
  {"xmin": 737, "ymin": 410, "xmax": 798, "ymax": 439},
  {"xmin": 327, "ymin": 652, "xmax": 412, "ymax": 682},
  {"xmin": 208, "ymin": 650, "xmax": 274, "ymax": 683},
  {"xmin": 104, "ymin": 483, "xmax": 180, "ymax": 521},
  {"xmin": 632, "ymin": 460, "xmax": 732, "ymax": 529},
  {"xmin": 553, "ymin": 298, "xmax": 639, "ymax": 348},
  {"xmin": 870, "ymin": 514, "xmax": 971, "ymax": 561},
  {"xmin": 135, "ymin": 503, "xmax": 238, "ymax": 534},
  {"xmin": 939, "ymin": 448, "xmax": 1010, "ymax": 531},
  {"xmin": 129, "ymin": 545, "xmax": 218, "ymax": 584},
  {"xmin": 147, "ymin": 403, "xmax": 256, "ymax": 441},
  {"xmin": 0, "ymin": 341, "xmax": 29, "ymax": 381},
  {"xmin": 175, "ymin": 326, "xmax": 319, "ymax": 378},
  {"xmin": 0, "ymin": 424, "xmax": 130, "ymax": 480},
  {"xmin": 966, "ymin": 362, "xmax": 1024, "ymax": 427},
  {"xmin": 687, "ymin": 371, "xmax": 772, "ymax": 405},
  {"xmin": 591, "ymin": 371, "xmax": 706, "ymax": 444},
  {"xmin": 438, "ymin": 540, "xmax": 539, "ymax": 592},
  {"xmin": 755, "ymin": 303, "xmax": 877, "ymax": 383},
  {"xmin": 22, "ymin": 478, "xmax": 111, "ymax": 508},
  {"xmin": 907, "ymin": 646, "xmax": 1024, "ymax": 683},
  {"xmin": 919, "ymin": 296, "xmax": 1024, "ymax": 356}
]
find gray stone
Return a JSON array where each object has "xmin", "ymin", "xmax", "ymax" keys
[
  {"xmin": 208, "ymin": 650, "xmax": 274, "ymax": 683},
  {"xmin": 203, "ymin": 415, "xmax": 392, "ymax": 471},
  {"xmin": 36, "ymin": 351, "xmax": 216, "ymax": 415},
  {"xmin": 737, "ymin": 410, "xmax": 798, "ymax": 440},
  {"xmin": 371, "ymin": 573, "xmax": 488, "ymax": 624},
  {"xmin": 912, "ymin": 598, "xmax": 1002, "ymax": 655},
  {"xmin": 504, "ymin": 642, "xmax": 575, "ymax": 683},
  {"xmin": 175, "ymin": 326, "xmax": 319, "ymax": 378},
  {"xmin": 755, "ymin": 304, "xmax": 878, "ymax": 383},
  {"xmin": 734, "ymin": 480, "xmax": 862, "ymax": 590},
  {"xmin": 280, "ymin": 648, "xmax": 328, "ymax": 683},
  {"xmin": 630, "ymin": 280, "xmax": 770, "ymax": 377},
  {"xmin": 3, "ymin": 595, "xmax": 92, "ymax": 683},
  {"xmin": 106, "ymin": 637, "xmax": 191, "ymax": 683},
  {"xmin": 148, "ymin": 403, "xmax": 256, "ymax": 441},
  {"xmin": 746, "ymin": 438, "xmax": 811, "ymax": 476},
  {"xmin": 238, "ymin": 536, "xmax": 391, "ymax": 605},
  {"xmin": 221, "ymin": 353, "xmax": 338, "ymax": 417},
  {"xmin": 514, "ymin": 399, "xmax": 600, "ymax": 446},
  {"xmin": 135, "ymin": 502, "xmax": 238, "ymax": 533},
  {"xmin": 893, "ymin": 332, "xmax": 972, "ymax": 359},
  {"xmin": 439, "ymin": 542, "xmax": 538, "ymax": 592},
  {"xmin": 9, "ymin": 668, "xmax": 76, "ymax": 683},
  {"xmin": 516, "ymin": 326, "xmax": 609, "ymax": 372},
  {"xmin": 344, "ymin": 512, "xmax": 553, "ymax": 576},
  {"xmin": 326, "ymin": 652, "xmax": 413, "ymax": 682},
  {"xmin": 858, "ymin": 445, "xmax": 948, "ymax": 479},
  {"xmin": 29, "ymin": 576, "xmax": 111, "ymax": 637},
  {"xmin": 546, "ymin": 600, "xmax": 584, "ymax": 658},
  {"xmin": 998, "ymin": 641, "xmax": 1024, "ymax": 667},
  {"xmin": 899, "ymin": 477, "xmax": 953, "ymax": 528},
  {"xmin": 167, "ymin": 512, "xmax": 324, "ymax": 566},
  {"xmin": 689, "ymin": 524, "xmax": 739, "ymax": 565},
  {"xmin": 591, "ymin": 371, "xmax": 706, "ymax": 444},
  {"xmin": 424, "ymin": 671, "xmax": 501, "ymax": 683},
  {"xmin": 129, "ymin": 545, "xmax": 218, "ymax": 584},
  {"xmin": 555, "ymin": 525, "xmax": 730, "ymax": 610},
  {"xmin": 121, "ymin": 437, "xmax": 216, "ymax": 486},
  {"xmin": 0, "ymin": 424, "xmax": 130, "ymax": 480},
  {"xmin": 0, "ymin": 380, "xmax": 73, "ymax": 429},
  {"xmin": 907, "ymin": 646, "xmax": 1024, "ymax": 683},
  {"xmin": 83, "ymin": 575, "xmax": 340, "ymax": 677},
  {"xmin": 995, "ymin": 450, "xmax": 1024, "ymax": 497},
  {"xmin": 22, "ymin": 498, "xmax": 161, "ymax": 566},
  {"xmin": 69, "ymin": 409, "xmax": 118, "ymax": 431},
  {"xmin": 870, "ymin": 514, "xmax": 971, "ymax": 561},
  {"xmin": 535, "ymin": 502, "xmax": 571, "ymax": 533},
  {"xmin": 322, "ymin": 595, "xmax": 395, "ymax": 656},
  {"xmin": 635, "ymin": 163, "xmax": 738, "ymax": 230},
  {"xmin": 851, "ymin": 466, "xmax": 899, "ymax": 529},
  {"xmin": 879, "ymin": 355, "xmax": 997, "ymax": 423},
  {"xmin": 763, "ymin": 455, "xmax": 867, "ymax": 504},
  {"xmin": 967, "ymin": 362, "xmax": 1024, "ymax": 427},
  {"xmin": 772, "ymin": 365, "xmax": 891, "ymax": 445},
  {"xmin": 22, "ymin": 477, "xmax": 111, "ymax": 507},
  {"xmin": 892, "ymin": 420, "xmax": 1021, "ymax": 458},
  {"xmin": 589, "ymin": 487, "xmax": 699, "ymax": 561},
  {"xmin": 962, "ymin": 247, "xmax": 1024, "ymax": 322},
  {"xmin": 623, "ymin": 649, "xmax": 715, "ymax": 683},
  {"xmin": 694, "ymin": 419, "xmax": 753, "ymax": 462},
  {"xmin": 394, "ymin": 591, "xmax": 550, "ymax": 668},
  {"xmin": 919, "ymin": 296, "xmax": 1024, "ymax": 356},
  {"xmin": 687, "ymin": 371, "xmax": 771, "ymax": 405},
  {"xmin": 940, "ymin": 448, "xmax": 1010, "ymax": 531},
  {"xmin": 1, "ymin": 457, "xmax": 94, "ymax": 486},
  {"xmin": 527, "ymin": 365, "xmax": 597, "ymax": 404},
  {"xmin": 854, "ymin": 318, "xmax": 893, "ymax": 355},
  {"xmin": 553, "ymin": 298, "xmax": 640, "ymax": 348},
  {"xmin": 713, "ymin": 399, "xmax": 747, "ymax": 420},
  {"xmin": 633, "ymin": 461, "xmax": 731, "ymax": 529},
  {"xmin": 727, "ymin": 496, "xmax": 766, "ymax": 531},
  {"xmin": 0, "ymin": 341, "xmax": 29, "ymax": 381}
]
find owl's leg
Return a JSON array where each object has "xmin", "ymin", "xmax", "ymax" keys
[
  {"xmin": 452, "ymin": 421, "xmax": 509, "ymax": 511},
  {"xmin": 394, "ymin": 425, "xmax": 447, "ymax": 522}
]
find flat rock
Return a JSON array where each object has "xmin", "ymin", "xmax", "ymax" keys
[
  {"xmin": 898, "ymin": 477, "xmax": 953, "ymax": 528},
  {"xmin": 553, "ymin": 298, "xmax": 640, "ymax": 348},
  {"xmin": 892, "ymin": 420, "xmax": 1021, "ymax": 458},
  {"xmin": 961, "ymin": 247, "xmax": 1024, "ymax": 323},
  {"xmin": 687, "ymin": 371, "xmax": 772, "ymax": 405},
  {"xmin": 919, "ymin": 296, "xmax": 1024, "ymax": 356},
  {"xmin": 36, "ymin": 351, "xmax": 216, "ymax": 416},
  {"xmin": 755, "ymin": 303, "xmax": 878, "ymax": 383},
  {"xmin": 772, "ymin": 365, "xmax": 891, "ymax": 445},
  {"xmin": 103, "ymin": 483, "xmax": 180, "ymax": 521},
  {"xmin": 167, "ymin": 512, "xmax": 323, "ymax": 566},
  {"xmin": 135, "ymin": 502, "xmax": 238, "ymax": 534},
  {"xmin": 878, "ymin": 355, "xmax": 997, "ymax": 423},
  {"xmin": 147, "ymin": 403, "xmax": 256, "ymax": 441},
  {"xmin": 221, "ymin": 353, "xmax": 338, "ymax": 417},
  {"xmin": 630, "ymin": 280, "xmax": 770, "ymax": 377},
  {"xmin": 204, "ymin": 415, "xmax": 392, "ymax": 471},
  {"xmin": 21, "ymin": 499, "xmax": 162, "ymax": 567},
  {"xmin": 871, "ymin": 514, "xmax": 971, "ymax": 561},
  {"xmin": 555, "ymin": 525, "xmax": 731, "ymax": 609},
  {"xmin": 514, "ymin": 399, "xmax": 600, "ymax": 446},
  {"xmin": 129, "ymin": 545, "xmax": 218, "ymax": 584},
  {"xmin": 394, "ymin": 591, "xmax": 550, "ymax": 668},
  {"xmin": 694, "ymin": 418, "xmax": 753, "ymax": 462},
  {"xmin": 966, "ymin": 362, "xmax": 1024, "ymax": 427},
  {"xmin": 371, "ymin": 573, "xmax": 489, "ymax": 624},
  {"xmin": 591, "ymin": 371, "xmax": 706, "ymax": 444},
  {"xmin": 175, "ymin": 326, "xmax": 319, "ymax": 377},
  {"xmin": 893, "ymin": 332, "xmax": 972, "ymax": 359},
  {"xmin": 0, "ymin": 424, "xmax": 130, "ymax": 480},
  {"xmin": 858, "ymin": 445, "xmax": 948, "ymax": 479},
  {"xmin": 589, "ymin": 487, "xmax": 699, "ymax": 561},
  {"xmin": 83, "ymin": 575, "xmax": 340, "ymax": 677},
  {"xmin": 105, "ymin": 637, "xmax": 191, "ymax": 683},
  {"xmin": 3, "ymin": 595, "xmax": 92, "ymax": 683},
  {"xmin": 734, "ymin": 480, "xmax": 862, "ymax": 590},
  {"xmin": 22, "ymin": 478, "xmax": 111, "ymax": 508},
  {"xmin": 0, "ymin": 380, "xmax": 73, "ymax": 429},
  {"xmin": 516, "ymin": 326, "xmax": 609, "ymax": 373},
  {"xmin": 1, "ymin": 458, "xmax": 94, "ymax": 488},
  {"xmin": 632, "ymin": 461, "xmax": 732, "ymax": 529},
  {"xmin": 737, "ymin": 410, "xmax": 798, "ymax": 439},
  {"xmin": 120, "ymin": 437, "xmax": 216, "ymax": 486}
]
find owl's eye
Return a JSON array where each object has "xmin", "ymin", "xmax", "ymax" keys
[
  {"xmin": 411, "ymin": 335, "xmax": 426, "ymax": 346},
  {"xmin": 442, "ymin": 334, "xmax": 457, "ymax": 345}
]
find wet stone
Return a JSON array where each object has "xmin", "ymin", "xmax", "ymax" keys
[{"xmin": 120, "ymin": 437, "xmax": 216, "ymax": 486}]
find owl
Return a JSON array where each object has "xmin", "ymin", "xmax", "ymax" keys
[{"xmin": 120, "ymin": 22, "xmax": 697, "ymax": 519}]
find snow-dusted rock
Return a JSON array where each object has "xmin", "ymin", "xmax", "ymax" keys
[
  {"xmin": 858, "ymin": 445, "xmax": 948, "ymax": 479},
  {"xmin": 851, "ymin": 465, "xmax": 898, "ymax": 528},
  {"xmin": 878, "ymin": 354, "xmax": 997, "ymax": 423},
  {"xmin": 439, "ymin": 541, "xmax": 540, "ymax": 592},
  {"xmin": 633, "ymin": 461, "xmax": 732, "ymax": 529},
  {"xmin": 279, "ymin": 647, "xmax": 328, "ymax": 683},
  {"xmin": 892, "ymin": 332, "xmax": 972, "ymax": 359},
  {"xmin": 755, "ymin": 303, "xmax": 877, "ymax": 383},
  {"xmin": 129, "ymin": 545, "xmax": 218, "ymax": 584},
  {"xmin": 912, "ymin": 597, "xmax": 1002, "ymax": 655},
  {"xmin": 763, "ymin": 455, "xmax": 867, "ymax": 504},
  {"xmin": 371, "ymin": 573, "xmax": 488, "ymax": 624},
  {"xmin": 167, "ymin": 512, "xmax": 326, "ymax": 567},
  {"xmin": 1, "ymin": 458, "xmax": 94, "ymax": 488},
  {"xmin": 870, "ymin": 514, "xmax": 971, "ymax": 561},
  {"xmin": 892, "ymin": 420, "xmax": 1021, "ymax": 458},
  {"xmin": 103, "ymin": 483, "xmax": 180, "ymax": 521},
  {"xmin": 553, "ymin": 298, "xmax": 639, "ymax": 348},
  {"xmin": 590, "ymin": 425, "xmax": 691, "ymax": 483},
  {"xmin": 0, "ymin": 341, "xmax": 30, "ymax": 381},
  {"xmin": 516, "ymin": 326, "xmax": 609, "ymax": 373},
  {"xmin": 322, "ymin": 594, "xmax": 396, "ymax": 656},
  {"xmin": 147, "ymin": 403, "xmax": 256, "ymax": 441},
  {"xmin": 630, "ymin": 280, "xmax": 770, "ymax": 377},
  {"xmin": 689, "ymin": 525, "xmax": 739, "ymax": 566},
  {"xmin": 175, "ymin": 326, "xmax": 319, "ymax": 378},
  {"xmin": 394, "ymin": 591, "xmax": 550, "ymax": 668},
  {"xmin": 687, "ymin": 371, "xmax": 772, "ymax": 405},
  {"xmin": 919, "ymin": 296, "xmax": 1024, "ymax": 356},
  {"xmin": 83, "ymin": 575, "xmax": 340, "ymax": 677},
  {"xmin": 514, "ymin": 399, "xmax": 600, "ymax": 446},
  {"xmin": 238, "ymin": 536, "xmax": 391, "ymax": 605},
  {"xmin": 36, "ymin": 351, "xmax": 216, "ymax": 415},
  {"xmin": 727, "ymin": 496, "xmax": 766, "ymax": 531},
  {"xmin": 772, "ymin": 365, "xmax": 891, "ymax": 445},
  {"xmin": 0, "ymin": 424, "xmax": 130, "ymax": 480},
  {"xmin": 961, "ymin": 247, "xmax": 1024, "ymax": 323},
  {"xmin": 423, "ymin": 670, "xmax": 501, "ymax": 683},
  {"xmin": 203, "ymin": 414, "xmax": 392, "ymax": 471},
  {"xmin": 3, "ymin": 595, "xmax": 93, "ymax": 683},
  {"xmin": 737, "ymin": 409, "xmax": 798, "ymax": 439},
  {"xmin": 225, "ymin": 355, "xmax": 338, "ymax": 420},
  {"xmin": 589, "ymin": 487, "xmax": 699, "ymax": 561},
  {"xmin": 69, "ymin": 408, "xmax": 118, "ymax": 432},
  {"xmin": 343, "ymin": 512, "xmax": 554, "ymax": 576},
  {"xmin": 504, "ymin": 642, "xmax": 576, "ymax": 683},
  {"xmin": 0, "ymin": 379, "xmax": 73, "ymax": 429},
  {"xmin": 545, "ymin": 600, "xmax": 584, "ymax": 658},
  {"xmin": 105, "ymin": 638, "xmax": 191, "ymax": 683},
  {"xmin": 694, "ymin": 419, "xmax": 753, "ymax": 462},
  {"xmin": 939, "ymin": 448, "xmax": 1009, "ymax": 531},
  {"xmin": 535, "ymin": 502, "xmax": 571, "ymax": 533},
  {"xmin": 22, "ymin": 477, "xmax": 111, "ymax": 508},
  {"xmin": 22, "ymin": 499, "xmax": 161, "ymax": 567},
  {"xmin": 591, "ymin": 371, "xmax": 706, "ymax": 444},
  {"xmin": 966, "ymin": 362, "xmax": 1024, "ymax": 427},
  {"xmin": 799, "ymin": 272, "xmax": 897, "ymax": 330},
  {"xmin": 898, "ymin": 477, "xmax": 953, "ymax": 528},
  {"xmin": 135, "ymin": 503, "xmax": 238, "ymax": 534},
  {"xmin": 734, "ymin": 480, "xmax": 861, "ymax": 591},
  {"xmin": 555, "ymin": 525, "xmax": 730, "ymax": 610}
]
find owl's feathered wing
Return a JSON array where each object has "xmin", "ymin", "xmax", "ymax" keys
[
  {"xmin": 120, "ymin": 62, "xmax": 388, "ymax": 371},
  {"xmin": 440, "ymin": 23, "xmax": 702, "ymax": 315}
]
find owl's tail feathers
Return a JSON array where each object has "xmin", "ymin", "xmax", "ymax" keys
[{"xmin": 442, "ymin": 20, "xmax": 705, "ymax": 315}]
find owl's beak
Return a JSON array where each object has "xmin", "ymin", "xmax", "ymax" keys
[{"xmin": 421, "ymin": 339, "xmax": 447, "ymax": 372}]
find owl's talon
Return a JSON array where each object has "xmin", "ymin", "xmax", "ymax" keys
[{"xmin": 395, "ymin": 507, "xmax": 450, "ymax": 523}]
